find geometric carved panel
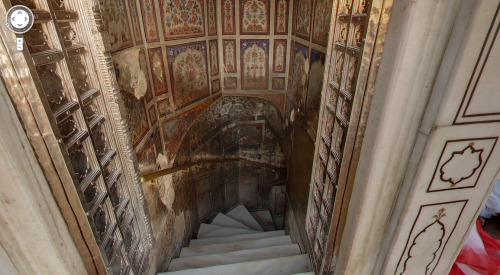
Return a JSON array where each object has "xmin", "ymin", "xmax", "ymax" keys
[
  {"xmin": 395, "ymin": 201, "xmax": 468, "ymax": 275},
  {"xmin": 427, "ymin": 138, "xmax": 498, "ymax": 192}
]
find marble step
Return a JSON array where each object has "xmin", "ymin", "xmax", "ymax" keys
[
  {"xmin": 226, "ymin": 205, "xmax": 264, "ymax": 231},
  {"xmin": 159, "ymin": 254, "xmax": 313, "ymax": 275},
  {"xmin": 189, "ymin": 230, "xmax": 285, "ymax": 247},
  {"xmin": 251, "ymin": 210, "xmax": 276, "ymax": 231},
  {"xmin": 169, "ymin": 244, "xmax": 301, "ymax": 271},
  {"xmin": 180, "ymin": 235, "xmax": 292, "ymax": 258},
  {"xmin": 210, "ymin": 212, "xmax": 251, "ymax": 230},
  {"xmin": 197, "ymin": 223, "xmax": 258, "ymax": 239}
]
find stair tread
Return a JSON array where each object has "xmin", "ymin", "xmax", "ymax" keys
[
  {"xmin": 169, "ymin": 244, "xmax": 301, "ymax": 271},
  {"xmin": 210, "ymin": 212, "xmax": 251, "ymax": 230},
  {"xmin": 180, "ymin": 235, "xmax": 292, "ymax": 258},
  {"xmin": 197, "ymin": 223, "xmax": 259, "ymax": 239},
  {"xmin": 159, "ymin": 254, "xmax": 312, "ymax": 275},
  {"xmin": 251, "ymin": 210, "xmax": 276, "ymax": 231},
  {"xmin": 189, "ymin": 230, "xmax": 285, "ymax": 247},
  {"xmin": 226, "ymin": 205, "xmax": 264, "ymax": 231}
]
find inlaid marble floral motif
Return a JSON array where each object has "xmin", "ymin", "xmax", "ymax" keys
[
  {"xmin": 167, "ymin": 42, "xmax": 209, "ymax": 109},
  {"xmin": 312, "ymin": 0, "xmax": 333, "ymax": 46},
  {"xmin": 295, "ymin": 0, "xmax": 312, "ymax": 40},
  {"xmin": 129, "ymin": 0, "xmax": 143, "ymax": 44},
  {"xmin": 222, "ymin": 0, "xmax": 235, "ymax": 34},
  {"xmin": 139, "ymin": 50, "xmax": 153, "ymax": 102},
  {"xmin": 241, "ymin": 40, "xmax": 269, "ymax": 89},
  {"xmin": 273, "ymin": 39, "xmax": 287, "ymax": 73},
  {"xmin": 148, "ymin": 48, "xmax": 168, "ymax": 95},
  {"xmin": 223, "ymin": 39, "xmax": 237, "ymax": 73},
  {"xmin": 209, "ymin": 40, "xmax": 219, "ymax": 76},
  {"xmin": 140, "ymin": 0, "xmax": 160, "ymax": 42},
  {"xmin": 98, "ymin": 0, "xmax": 133, "ymax": 51},
  {"xmin": 275, "ymin": 0, "xmax": 288, "ymax": 34},
  {"xmin": 208, "ymin": 0, "xmax": 217, "ymax": 35},
  {"xmin": 241, "ymin": 0, "xmax": 269, "ymax": 34},
  {"xmin": 161, "ymin": 0, "xmax": 205, "ymax": 39}
]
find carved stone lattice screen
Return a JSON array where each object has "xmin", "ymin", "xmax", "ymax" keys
[
  {"xmin": 3, "ymin": 0, "xmax": 153, "ymax": 274},
  {"xmin": 305, "ymin": 0, "xmax": 376, "ymax": 273}
]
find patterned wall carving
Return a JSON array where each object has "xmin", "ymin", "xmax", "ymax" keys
[
  {"xmin": 275, "ymin": 0, "xmax": 289, "ymax": 34},
  {"xmin": 241, "ymin": 0, "xmax": 270, "ymax": 35},
  {"xmin": 167, "ymin": 42, "xmax": 210, "ymax": 109},
  {"xmin": 273, "ymin": 39, "xmax": 287, "ymax": 73},
  {"xmin": 140, "ymin": 0, "xmax": 160, "ymax": 42},
  {"xmin": 241, "ymin": 40, "xmax": 269, "ymax": 89},
  {"xmin": 223, "ymin": 39, "xmax": 237, "ymax": 73},
  {"xmin": 312, "ymin": 0, "xmax": 333, "ymax": 46},
  {"xmin": 294, "ymin": 0, "xmax": 312, "ymax": 40},
  {"xmin": 222, "ymin": 0, "xmax": 236, "ymax": 34},
  {"xmin": 209, "ymin": 40, "xmax": 220, "ymax": 76},
  {"xmin": 208, "ymin": 0, "xmax": 218, "ymax": 35},
  {"xmin": 160, "ymin": 0, "xmax": 205, "ymax": 39},
  {"xmin": 99, "ymin": 0, "xmax": 133, "ymax": 51},
  {"xmin": 129, "ymin": 0, "xmax": 143, "ymax": 44},
  {"xmin": 148, "ymin": 48, "xmax": 168, "ymax": 96}
]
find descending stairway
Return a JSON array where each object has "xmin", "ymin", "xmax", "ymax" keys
[{"xmin": 158, "ymin": 205, "xmax": 313, "ymax": 275}]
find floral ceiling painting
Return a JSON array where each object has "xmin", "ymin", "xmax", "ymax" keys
[
  {"xmin": 241, "ymin": 0, "xmax": 270, "ymax": 34},
  {"xmin": 99, "ymin": 0, "xmax": 133, "ymax": 51},
  {"xmin": 241, "ymin": 40, "xmax": 269, "ymax": 90},
  {"xmin": 140, "ymin": 0, "xmax": 160, "ymax": 42},
  {"xmin": 312, "ymin": 0, "xmax": 333, "ymax": 46},
  {"xmin": 167, "ymin": 42, "xmax": 210, "ymax": 109},
  {"xmin": 161, "ymin": 0, "xmax": 205, "ymax": 39}
]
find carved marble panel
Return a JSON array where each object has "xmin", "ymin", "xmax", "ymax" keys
[
  {"xmin": 395, "ymin": 201, "xmax": 467, "ymax": 275},
  {"xmin": 427, "ymin": 138, "xmax": 497, "ymax": 192},
  {"xmin": 240, "ymin": 0, "xmax": 270, "ymax": 35},
  {"xmin": 241, "ymin": 40, "xmax": 269, "ymax": 90},
  {"xmin": 160, "ymin": 0, "xmax": 205, "ymax": 39},
  {"xmin": 166, "ymin": 42, "xmax": 210, "ymax": 109}
]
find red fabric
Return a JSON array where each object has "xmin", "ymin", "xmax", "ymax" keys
[{"xmin": 451, "ymin": 220, "xmax": 500, "ymax": 275}]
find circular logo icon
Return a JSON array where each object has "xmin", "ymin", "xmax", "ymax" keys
[{"xmin": 6, "ymin": 5, "xmax": 34, "ymax": 34}]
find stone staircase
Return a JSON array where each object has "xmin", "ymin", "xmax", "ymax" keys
[{"xmin": 158, "ymin": 205, "xmax": 313, "ymax": 275}]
